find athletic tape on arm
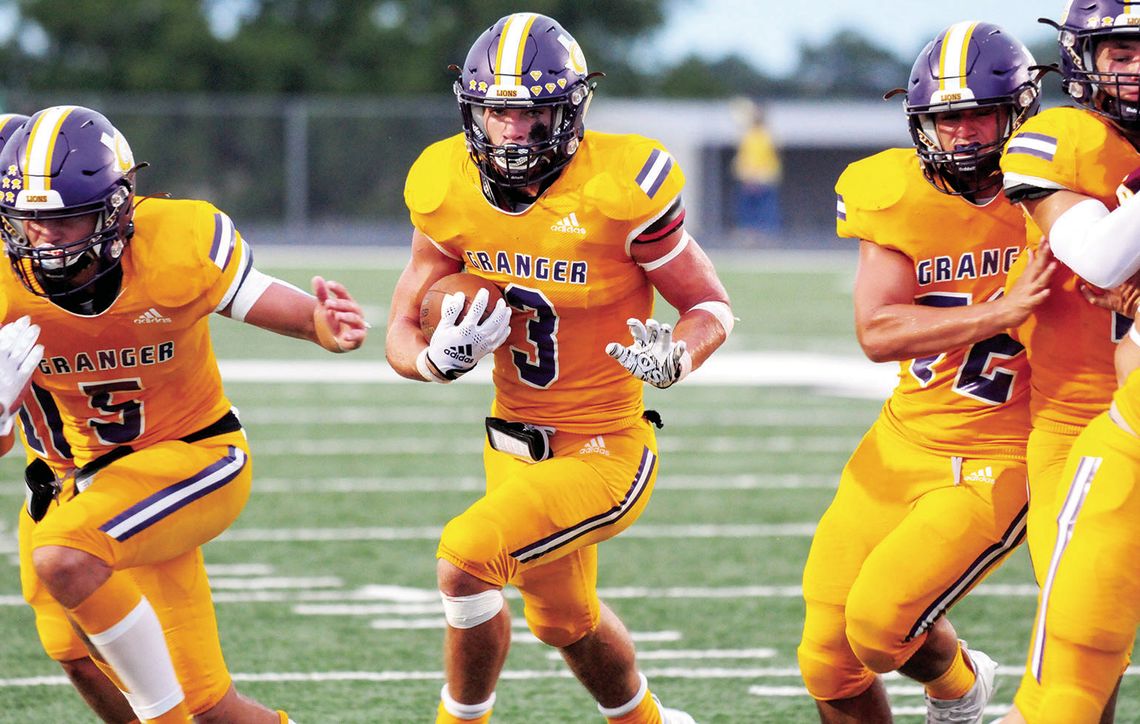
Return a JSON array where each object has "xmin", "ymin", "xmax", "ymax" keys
[
  {"xmin": 225, "ymin": 269, "xmax": 295, "ymax": 322},
  {"xmin": 688, "ymin": 300, "xmax": 735, "ymax": 337}
]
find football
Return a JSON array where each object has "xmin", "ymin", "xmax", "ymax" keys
[{"xmin": 420, "ymin": 272, "xmax": 505, "ymax": 340}]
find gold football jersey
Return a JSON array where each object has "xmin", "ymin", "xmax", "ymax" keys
[
  {"xmin": 1001, "ymin": 108, "xmax": 1140, "ymax": 428},
  {"xmin": 405, "ymin": 131, "xmax": 684, "ymax": 434},
  {"xmin": 0, "ymin": 197, "xmax": 251, "ymax": 465},
  {"xmin": 837, "ymin": 148, "xmax": 1030, "ymax": 457},
  {"xmin": 17, "ymin": 383, "xmax": 72, "ymax": 465}
]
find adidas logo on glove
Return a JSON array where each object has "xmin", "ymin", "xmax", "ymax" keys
[{"xmin": 443, "ymin": 344, "xmax": 475, "ymax": 364}]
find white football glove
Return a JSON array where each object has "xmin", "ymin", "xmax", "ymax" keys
[
  {"xmin": 423, "ymin": 288, "xmax": 512, "ymax": 381},
  {"xmin": 0, "ymin": 316, "xmax": 43, "ymax": 435},
  {"xmin": 606, "ymin": 318, "xmax": 692, "ymax": 389}
]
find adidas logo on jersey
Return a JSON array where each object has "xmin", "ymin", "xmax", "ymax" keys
[
  {"xmin": 578, "ymin": 435, "xmax": 610, "ymax": 456},
  {"xmin": 443, "ymin": 344, "xmax": 474, "ymax": 364},
  {"xmin": 551, "ymin": 212, "xmax": 587, "ymax": 235},
  {"xmin": 963, "ymin": 466, "xmax": 995, "ymax": 485},
  {"xmin": 134, "ymin": 307, "xmax": 172, "ymax": 324}
]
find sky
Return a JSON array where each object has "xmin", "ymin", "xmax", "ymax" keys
[{"xmin": 648, "ymin": 0, "xmax": 1063, "ymax": 76}]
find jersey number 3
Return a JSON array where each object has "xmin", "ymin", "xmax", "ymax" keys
[{"xmin": 504, "ymin": 285, "xmax": 559, "ymax": 388}]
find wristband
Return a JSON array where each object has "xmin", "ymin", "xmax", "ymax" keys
[
  {"xmin": 689, "ymin": 300, "xmax": 736, "ymax": 338},
  {"xmin": 416, "ymin": 348, "xmax": 451, "ymax": 383},
  {"xmin": 313, "ymin": 308, "xmax": 346, "ymax": 353}
]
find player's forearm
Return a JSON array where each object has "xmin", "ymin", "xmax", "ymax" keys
[
  {"xmin": 385, "ymin": 317, "xmax": 429, "ymax": 381},
  {"xmin": 674, "ymin": 302, "xmax": 733, "ymax": 370},
  {"xmin": 858, "ymin": 303, "xmax": 1015, "ymax": 363},
  {"xmin": 233, "ymin": 277, "xmax": 322, "ymax": 344}
]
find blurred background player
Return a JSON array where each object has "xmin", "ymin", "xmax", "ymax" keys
[
  {"xmin": 997, "ymin": 1, "xmax": 1140, "ymax": 721},
  {"xmin": 796, "ymin": 22, "xmax": 1054, "ymax": 724},
  {"xmin": 1, "ymin": 105, "xmax": 368, "ymax": 723},
  {"xmin": 731, "ymin": 99, "xmax": 783, "ymax": 237},
  {"xmin": 385, "ymin": 12, "xmax": 733, "ymax": 724}
]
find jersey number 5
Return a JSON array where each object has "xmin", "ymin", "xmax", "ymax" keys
[
  {"xmin": 80, "ymin": 378, "xmax": 144, "ymax": 445},
  {"xmin": 910, "ymin": 293, "xmax": 1025, "ymax": 405}
]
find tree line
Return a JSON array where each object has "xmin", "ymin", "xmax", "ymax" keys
[{"xmin": 0, "ymin": 0, "xmax": 1066, "ymax": 102}]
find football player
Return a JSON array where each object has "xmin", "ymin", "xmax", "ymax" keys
[
  {"xmin": 0, "ymin": 105, "xmax": 368, "ymax": 723},
  {"xmin": 797, "ymin": 22, "xmax": 1054, "ymax": 724},
  {"xmin": 996, "ymin": 2, "xmax": 1140, "ymax": 721},
  {"xmin": 385, "ymin": 12, "xmax": 732, "ymax": 724},
  {"xmin": 0, "ymin": 111, "xmax": 134, "ymax": 724}
]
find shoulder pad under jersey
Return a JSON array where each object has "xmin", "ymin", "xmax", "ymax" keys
[
  {"xmin": 1001, "ymin": 107, "xmax": 1107, "ymax": 193},
  {"xmin": 836, "ymin": 148, "xmax": 912, "ymax": 240},
  {"xmin": 131, "ymin": 198, "xmax": 233, "ymax": 307},
  {"xmin": 584, "ymin": 133, "xmax": 686, "ymax": 224},
  {"xmin": 405, "ymin": 135, "xmax": 466, "ymax": 217}
]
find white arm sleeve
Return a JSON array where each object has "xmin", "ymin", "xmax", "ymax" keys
[{"xmin": 1048, "ymin": 194, "xmax": 1140, "ymax": 288}]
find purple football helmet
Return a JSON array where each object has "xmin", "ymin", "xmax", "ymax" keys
[
  {"xmin": 455, "ymin": 13, "xmax": 595, "ymax": 197},
  {"xmin": 1048, "ymin": 0, "xmax": 1140, "ymax": 130},
  {"xmin": 902, "ymin": 21, "xmax": 1040, "ymax": 196},
  {"xmin": 0, "ymin": 114, "xmax": 28, "ymax": 149},
  {"xmin": 0, "ymin": 105, "xmax": 138, "ymax": 300}
]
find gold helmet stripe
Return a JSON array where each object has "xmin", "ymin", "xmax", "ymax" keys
[
  {"xmin": 23, "ymin": 105, "xmax": 76, "ymax": 193},
  {"xmin": 938, "ymin": 21, "xmax": 979, "ymax": 93},
  {"xmin": 495, "ymin": 12, "xmax": 538, "ymax": 87}
]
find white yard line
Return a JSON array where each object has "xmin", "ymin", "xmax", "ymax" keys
[
  {"xmin": 4, "ymin": 670, "xmax": 1130, "ymax": 693},
  {"xmin": 235, "ymin": 406, "xmax": 876, "ymax": 427},
  {"xmin": 246, "ymin": 435, "xmax": 861, "ymax": 456},
  {"xmin": 218, "ymin": 351, "xmax": 895, "ymax": 398},
  {"xmin": 554, "ymin": 648, "xmax": 778, "ymax": 661},
  {"xmin": 0, "ymin": 582, "xmax": 1042, "ymax": 609},
  {"xmin": 211, "ymin": 523, "xmax": 819, "ymax": 543},
  {"xmin": 249, "ymin": 473, "xmax": 839, "ymax": 493}
]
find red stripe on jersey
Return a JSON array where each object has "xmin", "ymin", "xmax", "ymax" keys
[{"xmin": 635, "ymin": 208, "xmax": 685, "ymax": 243}]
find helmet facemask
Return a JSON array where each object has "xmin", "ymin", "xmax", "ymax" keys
[
  {"xmin": 1062, "ymin": 31, "xmax": 1140, "ymax": 132},
  {"xmin": 899, "ymin": 21, "xmax": 1040, "ymax": 198},
  {"xmin": 2, "ymin": 178, "xmax": 134, "ymax": 300},
  {"xmin": 0, "ymin": 106, "xmax": 141, "ymax": 308},
  {"xmin": 909, "ymin": 96, "xmax": 1034, "ymax": 196},
  {"xmin": 453, "ymin": 13, "xmax": 595, "ymax": 206},
  {"xmin": 457, "ymin": 80, "xmax": 592, "ymax": 193}
]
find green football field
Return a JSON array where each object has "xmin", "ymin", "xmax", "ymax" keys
[{"xmin": 0, "ymin": 249, "xmax": 1132, "ymax": 723}]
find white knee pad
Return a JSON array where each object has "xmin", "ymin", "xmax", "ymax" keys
[{"xmin": 440, "ymin": 589, "xmax": 505, "ymax": 629}]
